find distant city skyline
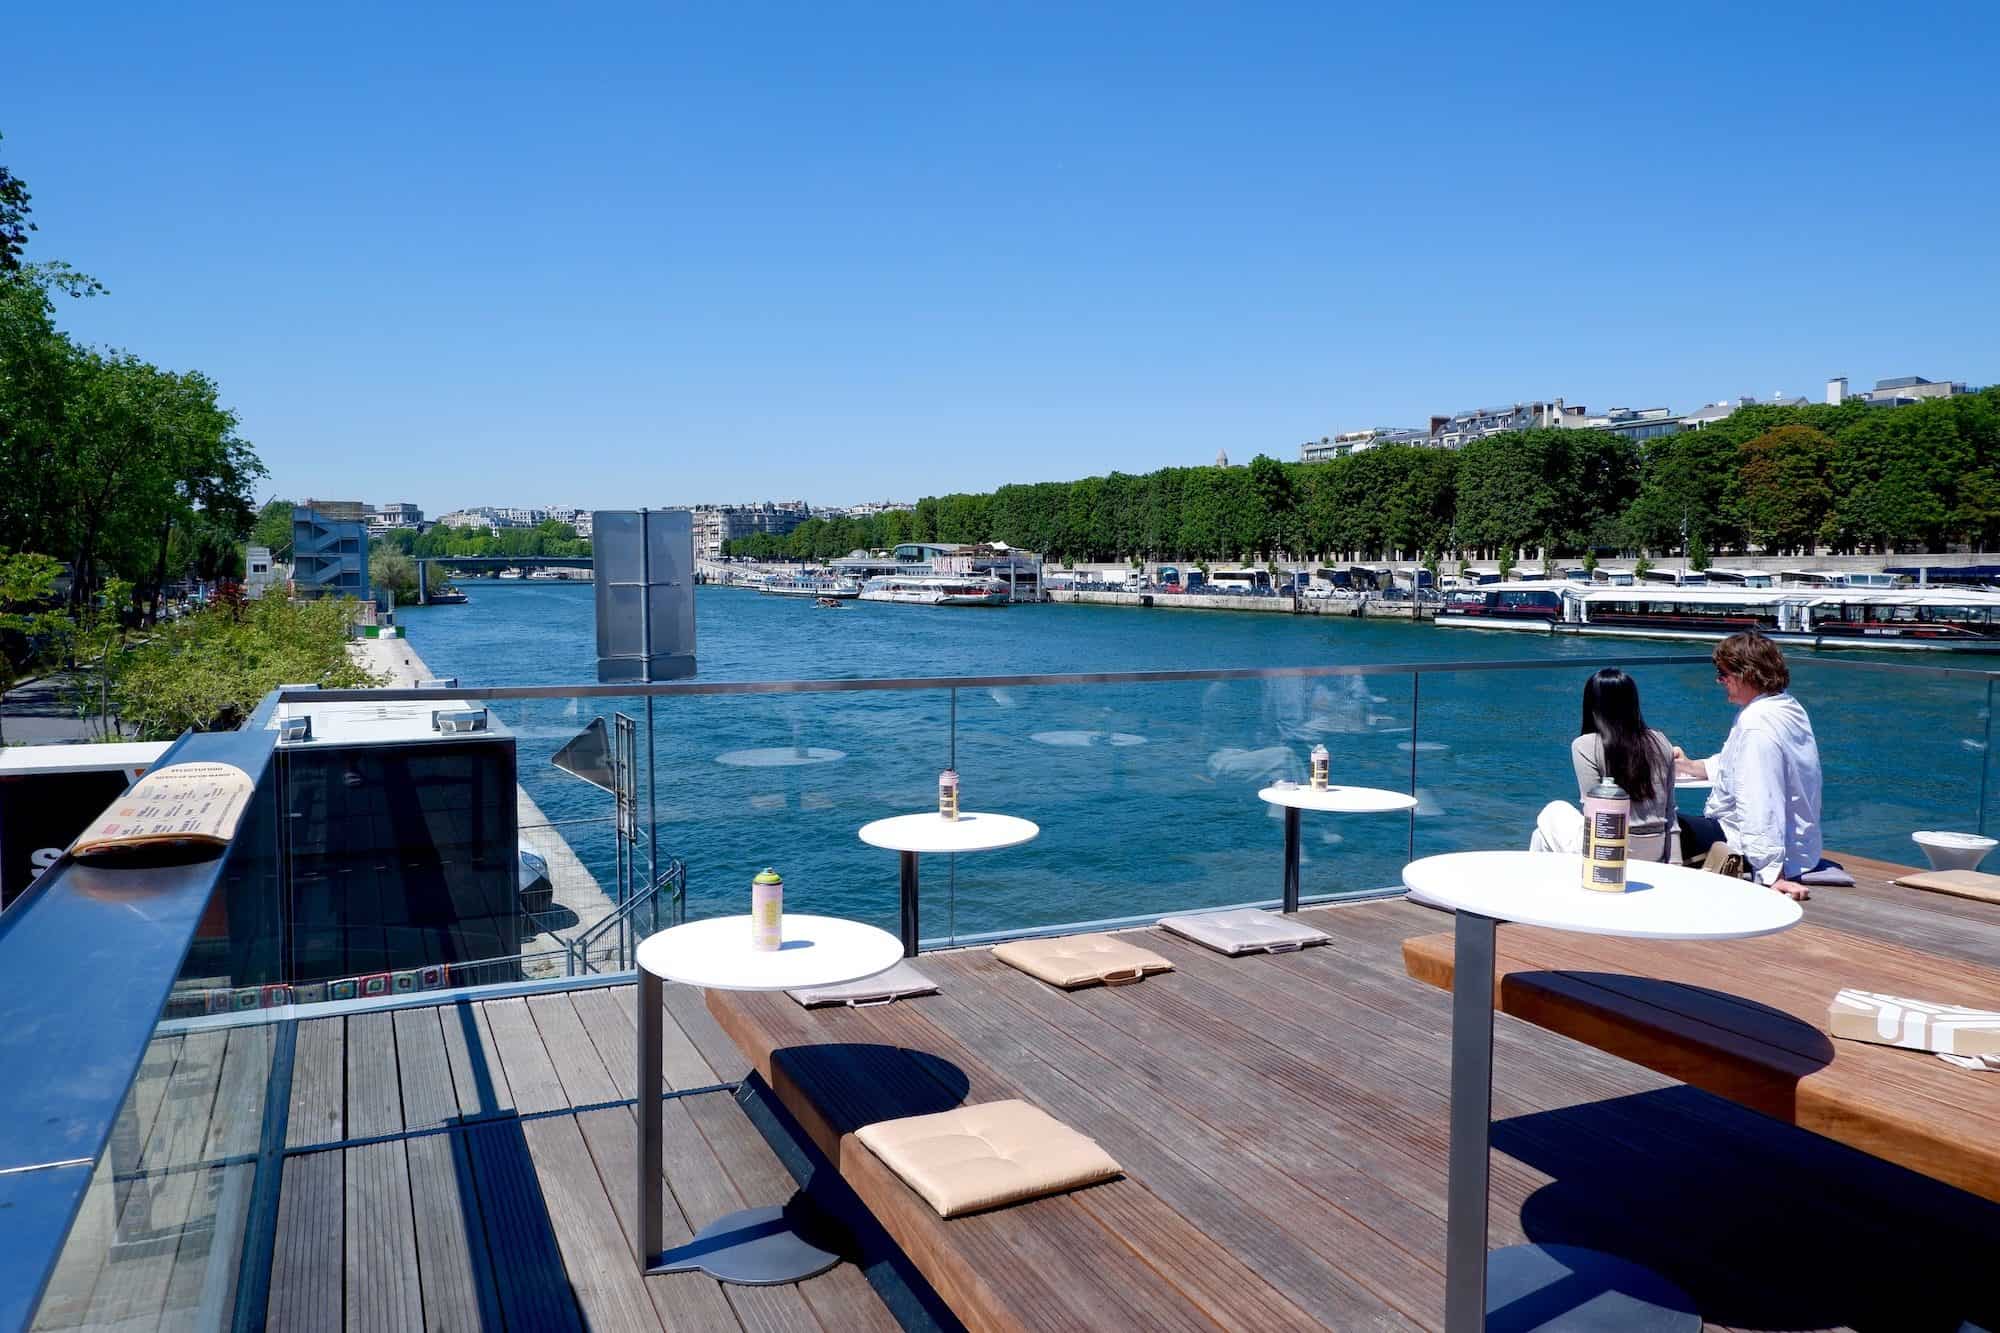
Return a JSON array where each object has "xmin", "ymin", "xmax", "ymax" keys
[{"xmin": 8, "ymin": 2, "xmax": 1997, "ymax": 518}]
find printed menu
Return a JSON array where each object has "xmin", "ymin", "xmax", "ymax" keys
[{"xmin": 69, "ymin": 762, "xmax": 255, "ymax": 861}]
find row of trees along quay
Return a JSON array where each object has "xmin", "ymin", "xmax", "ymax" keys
[
  {"xmin": 727, "ymin": 388, "xmax": 2000, "ymax": 567},
  {"xmin": 0, "ymin": 131, "xmax": 381, "ymax": 737}
]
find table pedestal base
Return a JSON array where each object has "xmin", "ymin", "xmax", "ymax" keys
[
  {"xmin": 647, "ymin": 1203, "xmax": 841, "ymax": 1285},
  {"xmin": 1484, "ymin": 1244, "xmax": 1698, "ymax": 1332}
]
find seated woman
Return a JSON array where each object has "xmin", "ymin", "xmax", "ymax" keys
[{"xmin": 1530, "ymin": 668, "xmax": 1679, "ymax": 861}]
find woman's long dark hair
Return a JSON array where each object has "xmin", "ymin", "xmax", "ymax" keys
[{"xmin": 1581, "ymin": 668, "xmax": 1658, "ymax": 803}]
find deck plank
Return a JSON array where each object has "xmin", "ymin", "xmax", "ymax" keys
[
  {"xmin": 287, "ymin": 1018, "xmax": 346, "ymax": 1148},
  {"xmin": 404, "ymin": 1131, "xmax": 504, "ymax": 1333},
  {"xmin": 480, "ymin": 996, "xmax": 570, "ymax": 1114},
  {"xmin": 528, "ymin": 991, "xmax": 622, "ymax": 1107},
  {"xmin": 343, "ymin": 1011, "xmax": 403, "ymax": 1139},
  {"xmin": 392, "ymin": 1005, "xmax": 461, "ymax": 1132},
  {"xmin": 462, "ymin": 1118, "xmax": 582, "ymax": 1331},
  {"xmin": 437, "ymin": 999, "xmax": 515, "ymax": 1121},
  {"xmin": 571, "ymin": 985, "xmax": 643, "ymax": 1100},
  {"xmin": 342, "ymin": 1140, "xmax": 422, "ymax": 1332},
  {"xmin": 265, "ymin": 1150, "xmax": 342, "ymax": 1333}
]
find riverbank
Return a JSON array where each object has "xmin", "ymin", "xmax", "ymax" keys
[{"xmin": 346, "ymin": 633, "xmax": 620, "ymax": 976}]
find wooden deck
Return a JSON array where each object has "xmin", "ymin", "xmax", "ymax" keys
[
  {"xmin": 32, "ymin": 981, "xmax": 908, "ymax": 1332},
  {"xmin": 710, "ymin": 856, "xmax": 2000, "ymax": 1332}
]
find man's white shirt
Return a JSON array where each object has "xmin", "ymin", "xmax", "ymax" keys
[{"xmin": 1702, "ymin": 691, "xmax": 1823, "ymax": 885}]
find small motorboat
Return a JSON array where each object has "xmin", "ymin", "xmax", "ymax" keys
[{"xmin": 815, "ymin": 596, "xmax": 846, "ymax": 609}]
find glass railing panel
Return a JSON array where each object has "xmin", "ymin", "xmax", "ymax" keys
[
  {"xmin": 645, "ymin": 685, "xmax": 953, "ymax": 934},
  {"xmin": 939, "ymin": 671, "xmax": 1418, "ymax": 942},
  {"xmin": 1786, "ymin": 658, "xmax": 1994, "ymax": 863},
  {"xmin": 1409, "ymin": 658, "xmax": 1718, "ymax": 864},
  {"xmin": 27, "ymin": 726, "xmax": 285, "ymax": 1332}
]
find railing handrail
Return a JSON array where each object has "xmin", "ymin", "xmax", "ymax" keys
[
  {"xmin": 568, "ymin": 859, "xmax": 686, "ymax": 974},
  {"xmin": 280, "ymin": 649, "xmax": 2000, "ymax": 705},
  {"xmin": 0, "ymin": 722, "xmax": 281, "ymax": 1333}
]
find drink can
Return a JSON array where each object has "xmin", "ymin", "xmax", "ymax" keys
[
  {"xmin": 1310, "ymin": 744, "xmax": 1330, "ymax": 791},
  {"xmin": 751, "ymin": 868, "xmax": 783, "ymax": 951},
  {"xmin": 1581, "ymin": 778, "xmax": 1630, "ymax": 892},
  {"xmin": 939, "ymin": 769, "xmax": 960, "ymax": 821}
]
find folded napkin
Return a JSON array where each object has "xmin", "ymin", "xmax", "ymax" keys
[{"xmin": 1829, "ymin": 988, "xmax": 2000, "ymax": 1057}]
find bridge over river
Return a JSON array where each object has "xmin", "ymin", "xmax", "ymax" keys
[{"xmin": 413, "ymin": 555, "xmax": 593, "ymax": 602}]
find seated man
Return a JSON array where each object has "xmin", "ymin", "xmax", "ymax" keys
[{"xmin": 1676, "ymin": 632, "xmax": 1822, "ymax": 901}]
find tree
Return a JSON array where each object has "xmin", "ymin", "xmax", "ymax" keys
[
  {"xmin": 1738, "ymin": 425, "xmax": 1836, "ymax": 555},
  {"xmin": 1246, "ymin": 455, "xmax": 1295, "ymax": 557},
  {"xmin": 0, "ymin": 133, "xmax": 33, "ymax": 272},
  {"xmin": 249, "ymin": 498, "xmax": 296, "ymax": 553},
  {"xmin": 0, "ymin": 551, "xmax": 71, "ymax": 744},
  {"xmin": 371, "ymin": 547, "xmax": 421, "ymax": 605},
  {"xmin": 114, "ymin": 594, "xmax": 380, "ymax": 738}
]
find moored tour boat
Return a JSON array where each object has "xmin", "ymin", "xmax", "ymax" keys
[
  {"xmin": 760, "ymin": 574, "xmax": 861, "ymax": 599},
  {"xmin": 1435, "ymin": 583, "xmax": 2000, "ymax": 651},
  {"xmin": 858, "ymin": 574, "xmax": 1010, "ymax": 607}
]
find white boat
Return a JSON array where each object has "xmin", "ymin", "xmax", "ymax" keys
[
  {"xmin": 496, "ymin": 569, "xmax": 524, "ymax": 580},
  {"xmin": 760, "ymin": 574, "xmax": 860, "ymax": 599},
  {"xmin": 1435, "ymin": 583, "xmax": 2000, "ymax": 651},
  {"xmin": 858, "ymin": 574, "xmax": 1010, "ymax": 607}
]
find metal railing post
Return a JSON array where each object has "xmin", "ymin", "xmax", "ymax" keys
[
  {"xmin": 1984, "ymin": 677, "xmax": 1995, "ymax": 838},
  {"xmin": 1408, "ymin": 672, "xmax": 1421, "ymax": 863}
]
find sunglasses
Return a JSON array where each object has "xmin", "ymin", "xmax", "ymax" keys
[{"xmin": 1715, "ymin": 668, "xmax": 1732, "ymax": 682}]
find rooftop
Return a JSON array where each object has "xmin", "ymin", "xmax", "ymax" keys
[{"xmin": 36, "ymin": 856, "xmax": 1993, "ymax": 1330}]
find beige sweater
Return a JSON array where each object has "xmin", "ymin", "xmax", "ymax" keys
[{"xmin": 1570, "ymin": 729, "xmax": 1678, "ymax": 830}]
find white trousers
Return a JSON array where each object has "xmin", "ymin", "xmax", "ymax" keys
[
  {"xmin": 1527, "ymin": 799, "xmax": 1674, "ymax": 862},
  {"xmin": 1528, "ymin": 800, "xmax": 1584, "ymax": 854}
]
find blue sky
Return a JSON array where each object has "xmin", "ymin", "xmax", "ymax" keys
[{"xmin": 7, "ymin": 1, "xmax": 1997, "ymax": 517}]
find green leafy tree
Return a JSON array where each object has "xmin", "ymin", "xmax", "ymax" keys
[
  {"xmin": 0, "ymin": 552, "xmax": 72, "ymax": 743},
  {"xmin": 1738, "ymin": 425, "xmax": 1837, "ymax": 555},
  {"xmin": 0, "ymin": 133, "xmax": 34, "ymax": 271},
  {"xmin": 1688, "ymin": 534, "xmax": 1710, "ymax": 572},
  {"xmin": 370, "ymin": 547, "xmax": 421, "ymax": 605},
  {"xmin": 249, "ymin": 498, "xmax": 296, "ymax": 553},
  {"xmin": 115, "ymin": 595, "xmax": 381, "ymax": 738}
]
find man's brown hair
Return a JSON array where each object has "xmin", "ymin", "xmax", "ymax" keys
[{"xmin": 1713, "ymin": 632, "xmax": 1789, "ymax": 694}]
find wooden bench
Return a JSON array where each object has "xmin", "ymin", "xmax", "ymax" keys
[
  {"xmin": 706, "ymin": 979, "xmax": 1324, "ymax": 1333},
  {"xmin": 1402, "ymin": 919, "xmax": 2000, "ymax": 1203}
]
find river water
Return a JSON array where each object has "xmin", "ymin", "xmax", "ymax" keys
[{"xmin": 396, "ymin": 582, "xmax": 1995, "ymax": 939}]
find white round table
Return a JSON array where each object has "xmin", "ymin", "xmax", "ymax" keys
[
  {"xmin": 1403, "ymin": 850, "xmax": 1800, "ymax": 1332},
  {"xmin": 1259, "ymin": 784, "xmax": 1418, "ymax": 911},
  {"xmin": 632, "ymin": 913, "xmax": 901, "ymax": 1284},
  {"xmin": 858, "ymin": 812, "xmax": 1040, "ymax": 954}
]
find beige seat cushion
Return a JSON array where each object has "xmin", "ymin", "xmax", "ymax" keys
[
  {"xmin": 1893, "ymin": 868, "xmax": 2000, "ymax": 905},
  {"xmin": 1158, "ymin": 908, "xmax": 1328, "ymax": 956},
  {"xmin": 788, "ymin": 959, "xmax": 939, "ymax": 1008},
  {"xmin": 855, "ymin": 1099, "xmax": 1122, "ymax": 1218},
  {"xmin": 992, "ymin": 933, "xmax": 1173, "ymax": 989}
]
